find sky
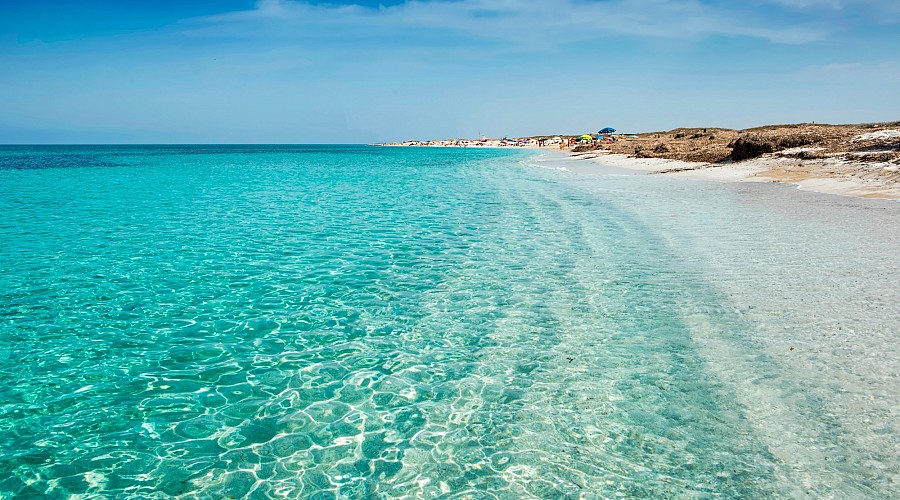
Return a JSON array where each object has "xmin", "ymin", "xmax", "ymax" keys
[{"xmin": 1, "ymin": 0, "xmax": 898, "ymax": 143}]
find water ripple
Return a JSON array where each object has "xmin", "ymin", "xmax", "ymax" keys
[{"xmin": 0, "ymin": 146, "xmax": 897, "ymax": 497}]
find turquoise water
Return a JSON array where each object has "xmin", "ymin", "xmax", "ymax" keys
[{"xmin": 0, "ymin": 145, "xmax": 897, "ymax": 498}]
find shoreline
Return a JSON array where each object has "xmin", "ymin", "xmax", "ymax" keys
[
  {"xmin": 381, "ymin": 121, "xmax": 900, "ymax": 200},
  {"xmin": 382, "ymin": 144, "xmax": 900, "ymax": 199},
  {"xmin": 565, "ymin": 151, "xmax": 900, "ymax": 200}
]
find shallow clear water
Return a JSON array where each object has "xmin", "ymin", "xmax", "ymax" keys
[{"xmin": 0, "ymin": 145, "xmax": 897, "ymax": 498}]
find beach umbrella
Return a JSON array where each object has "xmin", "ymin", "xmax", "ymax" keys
[
  {"xmin": 599, "ymin": 127, "xmax": 616, "ymax": 134},
  {"xmin": 579, "ymin": 134, "xmax": 593, "ymax": 141}
]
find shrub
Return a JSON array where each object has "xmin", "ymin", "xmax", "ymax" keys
[{"xmin": 729, "ymin": 135, "xmax": 775, "ymax": 161}]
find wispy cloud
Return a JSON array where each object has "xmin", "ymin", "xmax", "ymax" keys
[
  {"xmin": 797, "ymin": 60, "xmax": 900, "ymax": 81},
  {"xmin": 179, "ymin": 0, "xmax": 827, "ymax": 48},
  {"xmin": 763, "ymin": 0, "xmax": 900, "ymax": 17}
]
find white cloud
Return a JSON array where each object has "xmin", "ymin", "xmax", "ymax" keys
[
  {"xmin": 797, "ymin": 60, "xmax": 900, "ymax": 81},
  {"xmin": 763, "ymin": 0, "xmax": 900, "ymax": 20},
  {"xmin": 180, "ymin": 0, "xmax": 827, "ymax": 47},
  {"xmin": 766, "ymin": 0, "xmax": 842, "ymax": 8}
]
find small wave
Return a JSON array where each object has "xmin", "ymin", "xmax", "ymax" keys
[{"xmin": 521, "ymin": 160, "xmax": 571, "ymax": 173}]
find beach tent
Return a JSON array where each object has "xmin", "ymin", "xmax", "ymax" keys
[{"xmin": 598, "ymin": 127, "xmax": 616, "ymax": 134}]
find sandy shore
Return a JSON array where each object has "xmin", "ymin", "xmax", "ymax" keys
[
  {"xmin": 570, "ymin": 151, "xmax": 900, "ymax": 200},
  {"xmin": 380, "ymin": 121, "xmax": 900, "ymax": 199}
]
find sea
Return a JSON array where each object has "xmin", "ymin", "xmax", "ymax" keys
[{"xmin": 0, "ymin": 145, "xmax": 897, "ymax": 498}]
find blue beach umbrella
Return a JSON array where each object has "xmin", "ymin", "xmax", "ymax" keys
[{"xmin": 599, "ymin": 127, "xmax": 616, "ymax": 134}]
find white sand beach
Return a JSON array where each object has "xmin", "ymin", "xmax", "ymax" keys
[{"xmin": 570, "ymin": 151, "xmax": 900, "ymax": 200}]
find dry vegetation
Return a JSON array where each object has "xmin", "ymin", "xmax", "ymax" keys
[{"xmin": 567, "ymin": 122, "xmax": 900, "ymax": 165}]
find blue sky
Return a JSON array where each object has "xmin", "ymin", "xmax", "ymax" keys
[{"xmin": 1, "ymin": 0, "xmax": 898, "ymax": 143}]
